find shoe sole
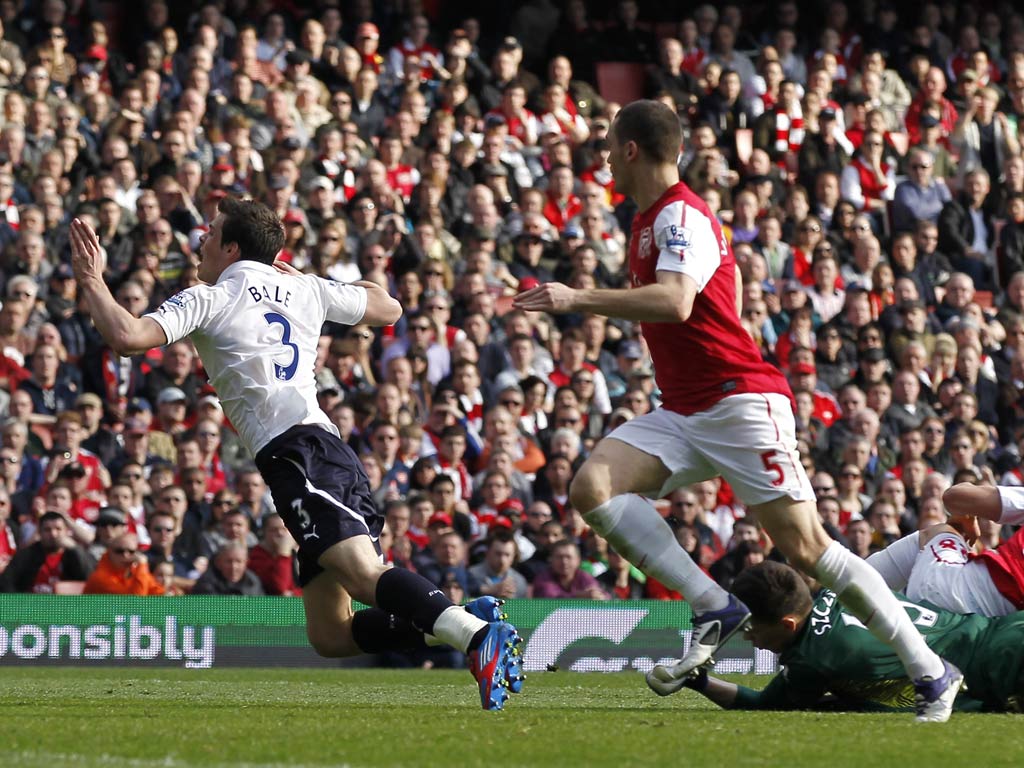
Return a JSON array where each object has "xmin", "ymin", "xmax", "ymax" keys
[{"xmin": 646, "ymin": 611, "xmax": 752, "ymax": 697}]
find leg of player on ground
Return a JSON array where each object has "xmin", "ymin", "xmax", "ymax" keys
[
  {"xmin": 306, "ymin": 536, "xmax": 524, "ymax": 710},
  {"xmin": 309, "ymin": 536, "xmax": 487, "ymax": 653},
  {"xmin": 570, "ymin": 439, "xmax": 732, "ymax": 613}
]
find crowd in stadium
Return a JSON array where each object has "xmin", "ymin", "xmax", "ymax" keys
[{"xmin": 0, "ymin": 0, "xmax": 1022, "ymax": 607}]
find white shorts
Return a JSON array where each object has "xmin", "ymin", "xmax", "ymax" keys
[
  {"xmin": 607, "ymin": 392, "xmax": 814, "ymax": 506},
  {"xmin": 906, "ymin": 531, "xmax": 1015, "ymax": 617}
]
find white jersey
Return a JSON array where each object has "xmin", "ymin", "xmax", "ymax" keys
[{"xmin": 146, "ymin": 260, "xmax": 367, "ymax": 455}]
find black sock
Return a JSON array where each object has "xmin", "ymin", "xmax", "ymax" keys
[
  {"xmin": 374, "ymin": 567, "xmax": 454, "ymax": 635},
  {"xmin": 351, "ymin": 608, "xmax": 428, "ymax": 653}
]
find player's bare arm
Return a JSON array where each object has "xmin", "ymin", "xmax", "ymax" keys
[
  {"xmin": 69, "ymin": 218, "xmax": 167, "ymax": 356},
  {"xmin": 513, "ymin": 270, "xmax": 698, "ymax": 323}
]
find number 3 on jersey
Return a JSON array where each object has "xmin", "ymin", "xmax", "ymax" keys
[{"xmin": 264, "ymin": 312, "xmax": 299, "ymax": 381}]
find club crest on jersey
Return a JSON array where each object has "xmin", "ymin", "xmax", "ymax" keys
[{"xmin": 637, "ymin": 226, "xmax": 653, "ymax": 258}]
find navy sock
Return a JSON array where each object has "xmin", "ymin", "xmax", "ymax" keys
[
  {"xmin": 374, "ymin": 567, "xmax": 454, "ymax": 635},
  {"xmin": 351, "ymin": 608, "xmax": 428, "ymax": 653}
]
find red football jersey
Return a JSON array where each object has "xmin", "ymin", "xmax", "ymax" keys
[
  {"xmin": 628, "ymin": 182, "xmax": 792, "ymax": 415},
  {"xmin": 973, "ymin": 526, "xmax": 1024, "ymax": 610}
]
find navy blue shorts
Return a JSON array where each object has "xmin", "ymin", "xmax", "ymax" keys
[{"xmin": 255, "ymin": 424, "xmax": 383, "ymax": 587}]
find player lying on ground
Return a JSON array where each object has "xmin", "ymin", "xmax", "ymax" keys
[
  {"xmin": 70, "ymin": 202, "xmax": 523, "ymax": 710},
  {"xmin": 677, "ymin": 561, "xmax": 1024, "ymax": 713},
  {"xmin": 513, "ymin": 99, "xmax": 959, "ymax": 721},
  {"xmin": 866, "ymin": 483, "xmax": 1024, "ymax": 617}
]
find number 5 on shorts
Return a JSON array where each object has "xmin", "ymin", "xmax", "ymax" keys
[{"xmin": 760, "ymin": 450, "xmax": 786, "ymax": 487}]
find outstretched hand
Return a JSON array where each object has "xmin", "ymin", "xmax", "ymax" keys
[
  {"xmin": 512, "ymin": 282, "xmax": 577, "ymax": 314},
  {"xmin": 69, "ymin": 218, "xmax": 103, "ymax": 283}
]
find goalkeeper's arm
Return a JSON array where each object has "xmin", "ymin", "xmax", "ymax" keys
[{"xmin": 685, "ymin": 669, "xmax": 799, "ymax": 710}]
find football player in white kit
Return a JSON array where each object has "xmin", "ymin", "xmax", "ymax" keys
[{"xmin": 68, "ymin": 200, "xmax": 523, "ymax": 710}]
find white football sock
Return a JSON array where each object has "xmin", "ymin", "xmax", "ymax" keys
[
  {"xmin": 866, "ymin": 532, "xmax": 920, "ymax": 591},
  {"xmin": 816, "ymin": 540, "xmax": 944, "ymax": 680},
  {"xmin": 430, "ymin": 606, "xmax": 487, "ymax": 653},
  {"xmin": 585, "ymin": 494, "xmax": 729, "ymax": 614}
]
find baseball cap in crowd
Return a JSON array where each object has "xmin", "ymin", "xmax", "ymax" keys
[
  {"xmin": 783, "ymin": 279, "xmax": 805, "ymax": 293},
  {"xmin": 198, "ymin": 393, "xmax": 223, "ymax": 411},
  {"xmin": 517, "ymin": 276, "xmax": 540, "ymax": 292},
  {"xmin": 820, "ymin": 106, "xmax": 838, "ymax": 121},
  {"xmin": 919, "ymin": 114, "xmax": 941, "ymax": 129},
  {"xmin": 75, "ymin": 392, "xmax": 103, "ymax": 409},
  {"xmin": 285, "ymin": 50, "xmax": 311, "ymax": 66},
  {"xmin": 127, "ymin": 397, "xmax": 151, "ymax": 413},
  {"xmin": 212, "ymin": 161, "xmax": 233, "ymax": 173},
  {"xmin": 960, "ymin": 69, "xmax": 979, "ymax": 83},
  {"xmin": 483, "ymin": 113, "xmax": 507, "ymax": 129},
  {"xmin": 563, "ymin": 224, "xmax": 584, "ymax": 239},
  {"xmin": 428, "ymin": 512, "xmax": 453, "ymax": 528},
  {"xmin": 188, "ymin": 225, "xmax": 209, "ymax": 253},
  {"xmin": 281, "ymin": 136, "xmax": 304, "ymax": 151},
  {"xmin": 85, "ymin": 45, "xmax": 108, "ymax": 62},
  {"xmin": 77, "ymin": 63, "xmax": 99, "ymax": 78},
  {"xmin": 96, "ymin": 508, "xmax": 127, "ymax": 527},
  {"xmin": 356, "ymin": 22, "xmax": 380, "ymax": 40},
  {"xmin": 308, "ymin": 176, "xmax": 334, "ymax": 192},
  {"xmin": 630, "ymin": 366, "xmax": 654, "ymax": 379},
  {"xmin": 861, "ymin": 347, "xmax": 887, "ymax": 363},
  {"xmin": 283, "ymin": 209, "xmax": 305, "ymax": 225},
  {"xmin": 619, "ymin": 340, "xmax": 643, "ymax": 359},
  {"xmin": 157, "ymin": 387, "xmax": 188, "ymax": 406},
  {"xmin": 124, "ymin": 418, "xmax": 148, "ymax": 435},
  {"xmin": 791, "ymin": 362, "xmax": 817, "ymax": 375},
  {"xmin": 52, "ymin": 263, "xmax": 74, "ymax": 280}
]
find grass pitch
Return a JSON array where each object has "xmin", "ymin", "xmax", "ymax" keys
[{"xmin": 1, "ymin": 668, "xmax": 1022, "ymax": 768}]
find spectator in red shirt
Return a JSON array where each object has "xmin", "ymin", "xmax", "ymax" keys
[
  {"xmin": 247, "ymin": 513, "xmax": 301, "ymax": 596},
  {"xmin": 542, "ymin": 164, "xmax": 582, "ymax": 232},
  {"xmin": 0, "ymin": 511, "xmax": 94, "ymax": 592}
]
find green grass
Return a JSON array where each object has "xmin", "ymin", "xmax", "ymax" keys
[{"xmin": 1, "ymin": 668, "xmax": 1022, "ymax": 768}]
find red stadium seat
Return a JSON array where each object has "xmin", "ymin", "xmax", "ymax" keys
[
  {"xmin": 595, "ymin": 62, "xmax": 647, "ymax": 106},
  {"xmin": 974, "ymin": 290, "xmax": 994, "ymax": 309}
]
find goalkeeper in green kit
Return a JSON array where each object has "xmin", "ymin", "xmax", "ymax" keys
[{"xmin": 680, "ymin": 561, "xmax": 1024, "ymax": 713}]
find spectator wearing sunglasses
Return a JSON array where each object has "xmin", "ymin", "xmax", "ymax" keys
[{"xmin": 84, "ymin": 530, "xmax": 162, "ymax": 595}]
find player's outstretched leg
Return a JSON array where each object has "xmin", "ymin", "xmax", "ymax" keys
[
  {"xmin": 571, "ymin": 446, "xmax": 743, "ymax": 685},
  {"xmin": 760, "ymin": 497, "xmax": 962, "ymax": 723},
  {"xmin": 465, "ymin": 597, "xmax": 525, "ymax": 693},
  {"xmin": 321, "ymin": 539, "xmax": 524, "ymax": 710}
]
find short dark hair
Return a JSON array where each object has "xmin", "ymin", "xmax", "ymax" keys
[
  {"xmin": 612, "ymin": 100, "xmax": 682, "ymax": 165},
  {"xmin": 218, "ymin": 197, "xmax": 285, "ymax": 265},
  {"xmin": 731, "ymin": 561, "xmax": 812, "ymax": 625}
]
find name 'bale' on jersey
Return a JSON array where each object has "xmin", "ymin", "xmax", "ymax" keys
[{"xmin": 146, "ymin": 260, "xmax": 367, "ymax": 456}]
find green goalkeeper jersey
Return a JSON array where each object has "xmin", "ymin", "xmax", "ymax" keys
[{"xmin": 732, "ymin": 589, "xmax": 1024, "ymax": 712}]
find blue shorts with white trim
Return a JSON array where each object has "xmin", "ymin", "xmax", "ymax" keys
[{"xmin": 255, "ymin": 424, "xmax": 384, "ymax": 587}]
